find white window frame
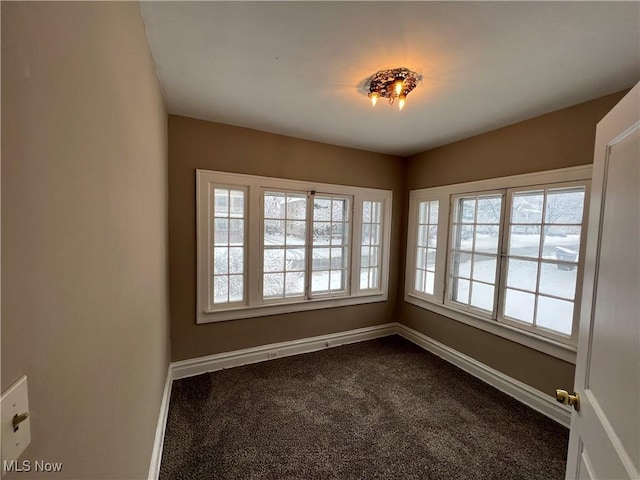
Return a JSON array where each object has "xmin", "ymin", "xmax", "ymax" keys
[
  {"xmin": 197, "ymin": 170, "xmax": 392, "ymax": 324},
  {"xmin": 404, "ymin": 166, "xmax": 591, "ymax": 363}
]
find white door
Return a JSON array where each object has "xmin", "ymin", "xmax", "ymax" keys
[{"xmin": 565, "ymin": 83, "xmax": 640, "ymax": 479}]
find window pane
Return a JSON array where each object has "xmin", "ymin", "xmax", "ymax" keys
[
  {"xmin": 330, "ymin": 247, "xmax": 345, "ymax": 269},
  {"xmin": 369, "ymin": 268, "xmax": 379, "ymax": 289},
  {"xmin": 313, "ymin": 198, "xmax": 331, "ymax": 221},
  {"xmin": 230, "ymin": 192, "xmax": 244, "ymax": 218},
  {"xmin": 428, "ymin": 226, "xmax": 438, "ymax": 248},
  {"xmin": 264, "ymin": 220, "xmax": 285, "ymax": 245},
  {"xmin": 511, "ymin": 192, "xmax": 543, "ymax": 224},
  {"xmin": 416, "ymin": 247, "xmax": 426, "ymax": 270},
  {"xmin": 472, "ymin": 255, "xmax": 496, "ymax": 283},
  {"xmin": 504, "ymin": 289, "xmax": 535, "ymax": 324},
  {"xmin": 332, "ymin": 199, "xmax": 345, "ymax": 222},
  {"xmin": 264, "ymin": 249, "xmax": 284, "ymax": 272},
  {"xmin": 285, "ymin": 248, "xmax": 305, "ymax": 272},
  {"xmin": 429, "ymin": 202, "xmax": 439, "ymax": 225},
  {"xmin": 361, "ymin": 246, "xmax": 370, "ymax": 268},
  {"xmin": 214, "ymin": 218, "xmax": 229, "ymax": 245},
  {"xmin": 369, "ymin": 247, "xmax": 379, "ymax": 267},
  {"xmin": 471, "ymin": 282, "xmax": 494, "ymax": 312},
  {"xmin": 506, "ymin": 259, "xmax": 538, "ymax": 292},
  {"xmin": 453, "ymin": 225, "xmax": 474, "ymax": 251},
  {"xmin": 415, "ymin": 269, "xmax": 425, "ymax": 292},
  {"xmin": 263, "ymin": 273, "xmax": 284, "ymax": 298},
  {"xmin": 313, "ymin": 222, "xmax": 331, "ymax": 245},
  {"xmin": 418, "ymin": 201, "xmax": 428, "ymax": 224},
  {"xmin": 426, "ymin": 248, "xmax": 437, "ymax": 270},
  {"xmin": 213, "ymin": 276, "xmax": 229, "ymax": 304},
  {"xmin": 508, "ymin": 226, "xmax": 540, "ymax": 258},
  {"xmin": 502, "ymin": 185, "xmax": 586, "ymax": 339},
  {"xmin": 229, "ymin": 275, "xmax": 243, "ymax": 302},
  {"xmin": 330, "ymin": 271, "xmax": 345, "ymax": 291},
  {"xmin": 214, "ymin": 189, "xmax": 229, "ymax": 217},
  {"xmin": 477, "ymin": 197, "xmax": 502, "ymax": 224},
  {"xmin": 264, "ymin": 192, "xmax": 285, "ymax": 219},
  {"xmin": 460, "ymin": 198, "xmax": 476, "ymax": 223},
  {"xmin": 452, "ymin": 278, "xmax": 470, "ymax": 304},
  {"xmin": 229, "ymin": 247, "xmax": 243, "ymax": 274},
  {"xmin": 285, "ymin": 272, "xmax": 305, "ymax": 296},
  {"xmin": 312, "ymin": 272, "xmax": 329, "ymax": 293},
  {"xmin": 361, "ymin": 268, "xmax": 370, "ymax": 289},
  {"xmin": 363, "ymin": 201, "xmax": 372, "ymax": 223},
  {"xmin": 417, "ymin": 225, "xmax": 428, "ymax": 247},
  {"xmin": 370, "ymin": 224, "xmax": 380, "ymax": 246},
  {"xmin": 287, "ymin": 194, "xmax": 307, "ymax": 220},
  {"xmin": 371, "ymin": 202, "xmax": 381, "ymax": 223},
  {"xmin": 545, "ymin": 188, "xmax": 585, "ymax": 224},
  {"xmin": 425, "ymin": 271, "xmax": 435, "ymax": 295},
  {"xmin": 312, "ymin": 248, "xmax": 330, "ymax": 270},
  {"xmin": 330, "ymin": 224, "xmax": 346, "ymax": 246},
  {"xmin": 210, "ymin": 188, "xmax": 246, "ymax": 307},
  {"xmin": 539, "ymin": 262, "xmax": 577, "ymax": 300},
  {"xmin": 229, "ymin": 219, "xmax": 244, "ymax": 246},
  {"xmin": 474, "ymin": 227, "xmax": 499, "ymax": 254},
  {"xmin": 213, "ymin": 247, "xmax": 228, "ymax": 275},
  {"xmin": 451, "ymin": 252, "xmax": 471, "ymax": 279},
  {"xmin": 536, "ymin": 296, "xmax": 573, "ymax": 335},
  {"xmin": 542, "ymin": 226, "xmax": 581, "ymax": 261}
]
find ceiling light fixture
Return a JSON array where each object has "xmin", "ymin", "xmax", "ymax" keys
[{"xmin": 366, "ymin": 67, "xmax": 421, "ymax": 111}]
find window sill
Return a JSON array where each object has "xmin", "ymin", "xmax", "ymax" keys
[
  {"xmin": 404, "ymin": 293, "xmax": 577, "ymax": 364},
  {"xmin": 198, "ymin": 292, "xmax": 388, "ymax": 324}
]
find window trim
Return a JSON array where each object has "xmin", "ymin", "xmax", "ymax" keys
[
  {"xmin": 197, "ymin": 170, "xmax": 392, "ymax": 324},
  {"xmin": 404, "ymin": 165, "xmax": 592, "ymax": 364}
]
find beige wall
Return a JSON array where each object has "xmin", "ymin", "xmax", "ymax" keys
[
  {"xmin": 2, "ymin": 3, "xmax": 169, "ymax": 479},
  {"xmin": 169, "ymin": 115, "xmax": 404, "ymax": 361},
  {"xmin": 400, "ymin": 91, "xmax": 627, "ymax": 395}
]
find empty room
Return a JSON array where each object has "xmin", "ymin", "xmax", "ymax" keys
[{"xmin": 1, "ymin": 2, "xmax": 639, "ymax": 479}]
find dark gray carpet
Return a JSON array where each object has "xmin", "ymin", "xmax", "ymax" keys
[{"xmin": 160, "ymin": 336, "xmax": 568, "ymax": 479}]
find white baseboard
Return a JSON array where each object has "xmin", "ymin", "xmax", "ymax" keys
[
  {"xmin": 148, "ymin": 365, "xmax": 173, "ymax": 480},
  {"xmin": 171, "ymin": 323, "xmax": 397, "ymax": 380},
  {"xmin": 395, "ymin": 323, "xmax": 572, "ymax": 427},
  {"xmin": 150, "ymin": 321, "xmax": 569, "ymax": 479}
]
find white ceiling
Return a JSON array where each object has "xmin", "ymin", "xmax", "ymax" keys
[{"xmin": 140, "ymin": 1, "xmax": 640, "ymax": 157}]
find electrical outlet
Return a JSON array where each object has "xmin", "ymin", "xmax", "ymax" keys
[
  {"xmin": 1, "ymin": 376, "xmax": 31, "ymax": 475},
  {"xmin": 267, "ymin": 352, "xmax": 278, "ymax": 359}
]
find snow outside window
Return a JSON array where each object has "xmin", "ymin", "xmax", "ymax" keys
[
  {"xmin": 404, "ymin": 167, "xmax": 590, "ymax": 354},
  {"xmin": 501, "ymin": 185, "xmax": 586, "ymax": 340},
  {"xmin": 447, "ymin": 192, "xmax": 503, "ymax": 315},
  {"xmin": 212, "ymin": 187, "xmax": 246, "ymax": 305},
  {"xmin": 360, "ymin": 201, "xmax": 383, "ymax": 290},
  {"xmin": 197, "ymin": 170, "xmax": 392, "ymax": 323}
]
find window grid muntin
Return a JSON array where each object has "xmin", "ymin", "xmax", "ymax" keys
[
  {"xmin": 501, "ymin": 185, "xmax": 585, "ymax": 337},
  {"xmin": 311, "ymin": 194, "xmax": 351, "ymax": 296},
  {"xmin": 262, "ymin": 190, "xmax": 308, "ymax": 300},
  {"xmin": 448, "ymin": 192, "xmax": 503, "ymax": 315},
  {"xmin": 360, "ymin": 200, "xmax": 383, "ymax": 290},
  {"xmin": 212, "ymin": 187, "xmax": 246, "ymax": 305},
  {"xmin": 414, "ymin": 200, "xmax": 439, "ymax": 295}
]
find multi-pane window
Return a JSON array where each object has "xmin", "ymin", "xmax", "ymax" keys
[
  {"xmin": 212, "ymin": 188, "xmax": 246, "ymax": 305},
  {"xmin": 414, "ymin": 200, "xmax": 439, "ymax": 295},
  {"xmin": 263, "ymin": 191, "xmax": 307, "ymax": 300},
  {"xmin": 198, "ymin": 170, "xmax": 392, "ymax": 323},
  {"xmin": 448, "ymin": 193, "xmax": 502, "ymax": 314},
  {"xmin": 405, "ymin": 167, "xmax": 590, "ymax": 350},
  {"xmin": 312, "ymin": 195, "xmax": 350, "ymax": 295},
  {"xmin": 360, "ymin": 201, "xmax": 382, "ymax": 290},
  {"xmin": 502, "ymin": 185, "xmax": 585, "ymax": 336}
]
